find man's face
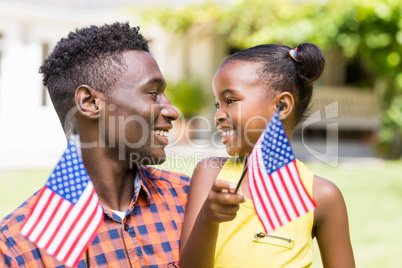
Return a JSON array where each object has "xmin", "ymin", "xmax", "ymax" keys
[{"xmin": 100, "ymin": 51, "xmax": 178, "ymax": 165}]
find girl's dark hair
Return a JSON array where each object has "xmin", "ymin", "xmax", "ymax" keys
[{"xmin": 223, "ymin": 43, "xmax": 325, "ymax": 125}]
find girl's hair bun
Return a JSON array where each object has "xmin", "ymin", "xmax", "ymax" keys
[{"xmin": 294, "ymin": 43, "xmax": 325, "ymax": 84}]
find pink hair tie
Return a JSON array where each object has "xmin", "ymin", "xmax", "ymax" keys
[{"xmin": 289, "ymin": 47, "xmax": 302, "ymax": 62}]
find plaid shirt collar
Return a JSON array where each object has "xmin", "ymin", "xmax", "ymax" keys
[{"xmin": 102, "ymin": 166, "xmax": 152, "ymax": 222}]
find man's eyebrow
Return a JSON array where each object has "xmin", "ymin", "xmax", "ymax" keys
[{"xmin": 144, "ymin": 77, "xmax": 166, "ymax": 86}]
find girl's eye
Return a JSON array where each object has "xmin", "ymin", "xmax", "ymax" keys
[
  {"xmin": 215, "ymin": 102, "xmax": 220, "ymax": 109},
  {"xmin": 227, "ymin": 99, "xmax": 234, "ymax": 104},
  {"xmin": 150, "ymin": 92, "xmax": 158, "ymax": 98}
]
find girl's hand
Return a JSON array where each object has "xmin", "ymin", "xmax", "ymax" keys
[{"xmin": 200, "ymin": 180, "xmax": 246, "ymax": 223}]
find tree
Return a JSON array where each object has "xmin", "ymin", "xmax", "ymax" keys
[{"xmin": 140, "ymin": 0, "xmax": 402, "ymax": 158}]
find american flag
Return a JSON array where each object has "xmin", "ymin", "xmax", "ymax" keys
[
  {"xmin": 247, "ymin": 109, "xmax": 316, "ymax": 234},
  {"xmin": 21, "ymin": 138, "xmax": 103, "ymax": 267}
]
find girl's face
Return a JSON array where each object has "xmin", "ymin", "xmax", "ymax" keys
[{"xmin": 213, "ymin": 60, "xmax": 278, "ymax": 156}]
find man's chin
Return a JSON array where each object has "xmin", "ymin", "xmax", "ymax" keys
[
  {"xmin": 128, "ymin": 151, "xmax": 166, "ymax": 167},
  {"xmin": 146, "ymin": 156, "xmax": 166, "ymax": 166}
]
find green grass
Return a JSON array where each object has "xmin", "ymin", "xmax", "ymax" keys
[
  {"xmin": 1, "ymin": 159, "xmax": 401, "ymax": 267},
  {"xmin": 307, "ymin": 160, "xmax": 402, "ymax": 268},
  {"xmin": 0, "ymin": 169, "xmax": 51, "ymax": 219}
]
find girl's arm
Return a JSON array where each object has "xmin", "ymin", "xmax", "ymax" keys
[
  {"xmin": 313, "ymin": 175, "xmax": 355, "ymax": 268},
  {"xmin": 179, "ymin": 157, "xmax": 245, "ymax": 268}
]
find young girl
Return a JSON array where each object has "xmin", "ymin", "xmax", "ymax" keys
[{"xmin": 179, "ymin": 43, "xmax": 355, "ymax": 267}]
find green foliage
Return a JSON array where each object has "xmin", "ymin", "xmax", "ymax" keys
[
  {"xmin": 377, "ymin": 95, "xmax": 402, "ymax": 158},
  {"xmin": 141, "ymin": 0, "xmax": 402, "ymax": 158},
  {"xmin": 307, "ymin": 160, "xmax": 402, "ymax": 268},
  {"xmin": 166, "ymin": 79, "xmax": 207, "ymax": 118},
  {"xmin": 140, "ymin": 2, "xmax": 222, "ymax": 33}
]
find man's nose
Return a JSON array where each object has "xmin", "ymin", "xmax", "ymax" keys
[{"xmin": 161, "ymin": 97, "xmax": 179, "ymax": 121}]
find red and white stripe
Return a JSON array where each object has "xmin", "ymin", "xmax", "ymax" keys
[
  {"xmin": 21, "ymin": 181, "xmax": 103, "ymax": 267},
  {"xmin": 247, "ymin": 147, "xmax": 316, "ymax": 234}
]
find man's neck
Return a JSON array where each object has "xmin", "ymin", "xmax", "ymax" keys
[{"xmin": 80, "ymin": 146, "xmax": 136, "ymax": 212}]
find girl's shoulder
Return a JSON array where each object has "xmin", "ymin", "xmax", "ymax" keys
[
  {"xmin": 190, "ymin": 157, "xmax": 229, "ymax": 185},
  {"xmin": 312, "ymin": 175, "xmax": 348, "ymax": 227},
  {"xmin": 311, "ymin": 175, "xmax": 355, "ymax": 266},
  {"xmin": 313, "ymin": 175, "xmax": 344, "ymax": 205},
  {"xmin": 194, "ymin": 157, "xmax": 229, "ymax": 173}
]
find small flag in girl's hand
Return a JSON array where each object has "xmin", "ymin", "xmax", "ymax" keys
[
  {"xmin": 247, "ymin": 109, "xmax": 316, "ymax": 234},
  {"xmin": 21, "ymin": 138, "xmax": 103, "ymax": 267}
]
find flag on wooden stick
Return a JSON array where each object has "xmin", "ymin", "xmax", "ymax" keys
[
  {"xmin": 247, "ymin": 108, "xmax": 316, "ymax": 234},
  {"xmin": 21, "ymin": 138, "xmax": 103, "ymax": 267}
]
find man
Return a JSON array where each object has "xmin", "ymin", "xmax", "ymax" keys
[{"xmin": 0, "ymin": 22, "xmax": 189, "ymax": 267}]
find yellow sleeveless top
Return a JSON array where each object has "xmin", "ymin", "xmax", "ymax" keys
[{"xmin": 215, "ymin": 157, "xmax": 314, "ymax": 268}]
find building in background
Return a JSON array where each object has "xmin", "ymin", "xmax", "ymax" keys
[
  {"xmin": 0, "ymin": 0, "xmax": 140, "ymax": 169},
  {"xmin": 0, "ymin": 0, "xmax": 230, "ymax": 169},
  {"xmin": 0, "ymin": 0, "xmax": 380, "ymax": 169}
]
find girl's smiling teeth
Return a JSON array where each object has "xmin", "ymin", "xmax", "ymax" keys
[
  {"xmin": 221, "ymin": 130, "xmax": 236, "ymax": 137},
  {"xmin": 220, "ymin": 129, "xmax": 237, "ymax": 144}
]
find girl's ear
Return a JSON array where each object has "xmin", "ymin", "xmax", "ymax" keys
[
  {"xmin": 75, "ymin": 85, "xmax": 102, "ymax": 120},
  {"xmin": 275, "ymin": 92, "xmax": 294, "ymax": 120}
]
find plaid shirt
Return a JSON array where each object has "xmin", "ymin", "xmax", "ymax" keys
[{"xmin": 0, "ymin": 166, "xmax": 190, "ymax": 268}]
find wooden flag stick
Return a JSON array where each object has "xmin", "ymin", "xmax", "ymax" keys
[
  {"xmin": 86, "ymin": 250, "xmax": 90, "ymax": 268},
  {"xmin": 234, "ymin": 158, "xmax": 248, "ymax": 194}
]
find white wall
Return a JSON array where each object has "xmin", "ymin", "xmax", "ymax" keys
[{"xmin": 0, "ymin": 2, "xmax": 143, "ymax": 169}]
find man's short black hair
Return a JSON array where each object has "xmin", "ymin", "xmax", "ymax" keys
[{"xmin": 40, "ymin": 22, "xmax": 149, "ymax": 133}]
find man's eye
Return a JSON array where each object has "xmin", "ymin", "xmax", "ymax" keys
[
  {"xmin": 150, "ymin": 92, "xmax": 158, "ymax": 98},
  {"xmin": 227, "ymin": 99, "xmax": 234, "ymax": 104}
]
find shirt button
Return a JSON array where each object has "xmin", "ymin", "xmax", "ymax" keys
[{"xmin": 124, "ymin": 223, "xmax": 129, "ymax": 231}]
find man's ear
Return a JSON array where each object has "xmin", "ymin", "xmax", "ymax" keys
[
  {"xmin": 275, "ymin": 92, "xmax": 294, "ymax": 120},
  {"xmin": 75, "ymin": 85, "xmax": 102, "ymax": 120}
]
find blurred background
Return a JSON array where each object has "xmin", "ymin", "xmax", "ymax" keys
[{"xmin": 0, "ymin": 0, "xmax": 401, "ymax": 267}]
